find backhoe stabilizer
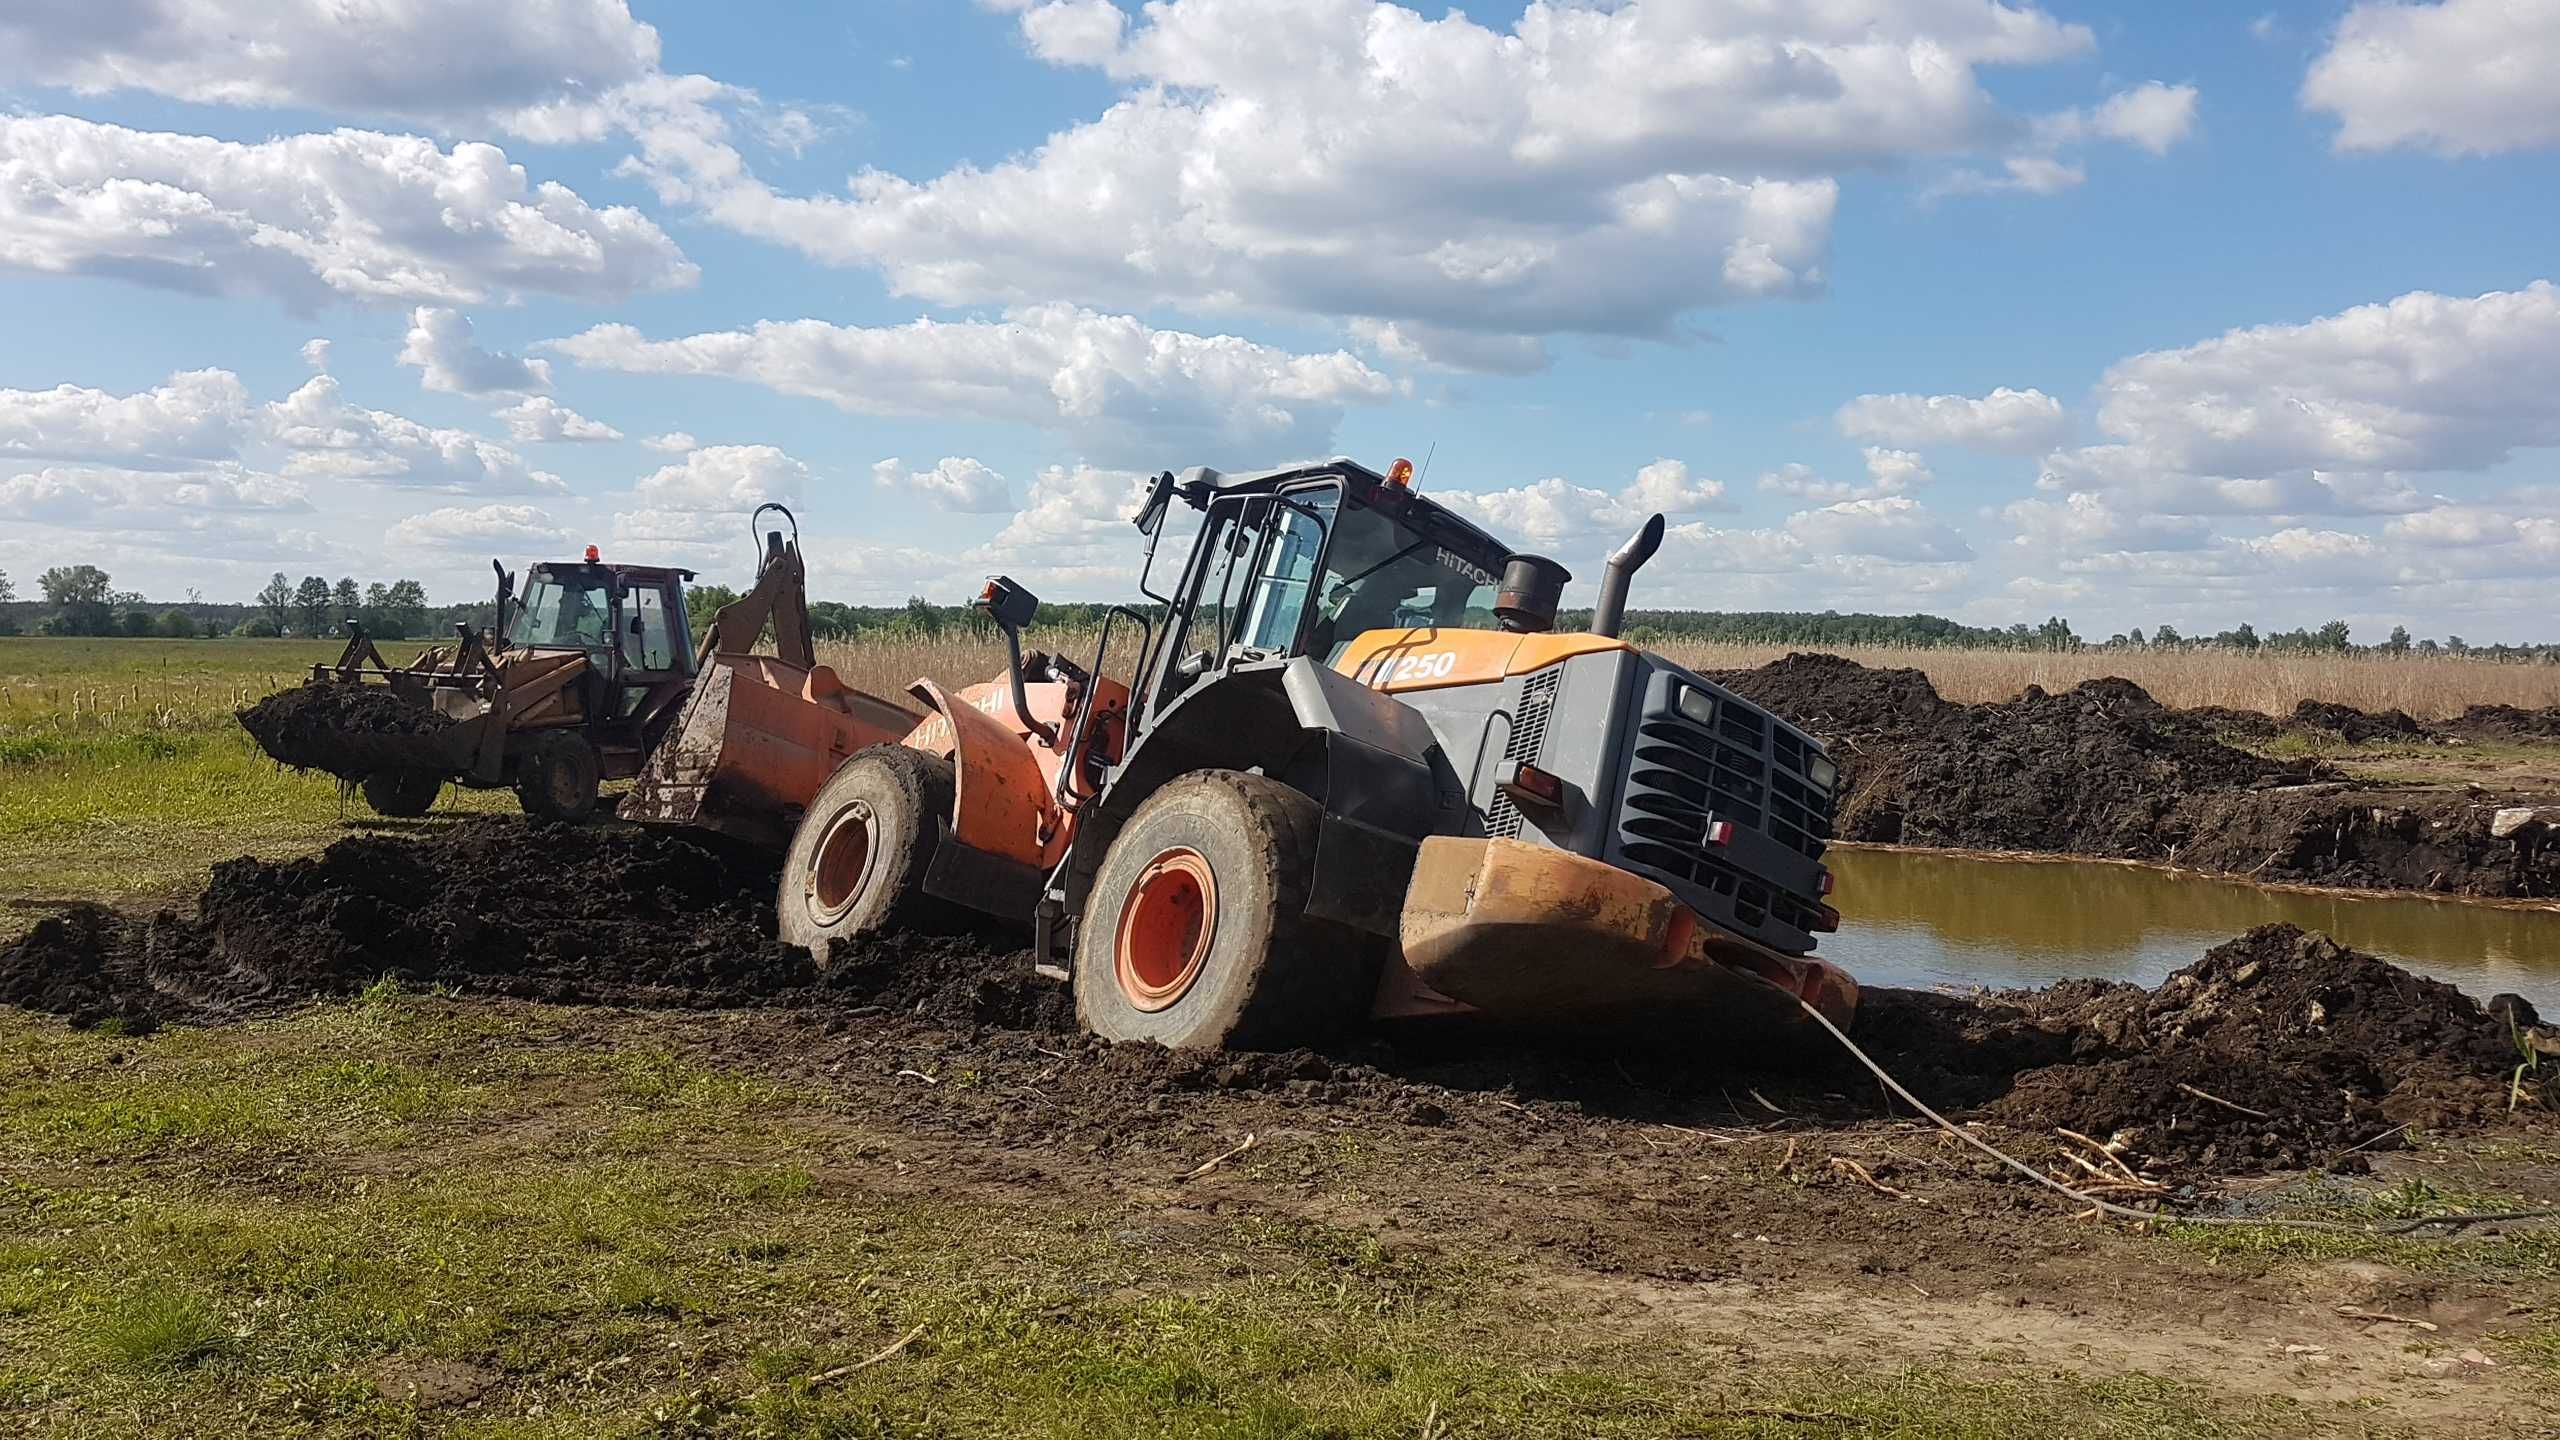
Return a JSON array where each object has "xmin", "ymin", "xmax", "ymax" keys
[{"xmin": 1397, "ymin": 836, "xmax": 1858, "ymax": 1036}]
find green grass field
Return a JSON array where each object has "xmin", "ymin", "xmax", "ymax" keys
[
  {"xmin": 0, "ymin": 991, "xmax": 2312, "ymax": 1439},
  {"xmin": 0, "ymin": 638, "xmax": 514, "ymax": 913}
]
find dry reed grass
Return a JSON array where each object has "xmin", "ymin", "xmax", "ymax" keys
[{"xmin": 814, "ymin": 631, "xmax": 2560, "ymax": 720}]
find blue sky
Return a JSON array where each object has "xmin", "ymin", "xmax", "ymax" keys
[{"xmin": 2, "ymin": 1, "xmax": 2555, "ymax": 640}]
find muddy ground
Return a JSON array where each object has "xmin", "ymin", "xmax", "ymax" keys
[
  {"xmin": 1715, "ymin": 653, "xmax": 2560, "ymax": 898},
  {"xmin": 7, "ymin": 816, "xmax": 2559, "ymax": 1429},
  {"xmin": 5, "ymin": 818, "xmax": 2547, "ymax": 1184}
]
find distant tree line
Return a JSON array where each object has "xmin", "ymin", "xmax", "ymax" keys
[{"xmin": 4, "ymin": 561, "xmax": 2554, "ymax": 663}]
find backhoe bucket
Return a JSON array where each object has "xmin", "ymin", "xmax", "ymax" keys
[{"xmin": 623, "ymin": 654, "xmax": 921, "ymax": 848}]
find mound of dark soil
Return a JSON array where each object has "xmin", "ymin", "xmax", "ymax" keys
[
  {"xmin": 1712, "ymin": 654, "xmax": 2560, "ymax": 896},
  {"xmin": 2449, "ymin": 703, "xmax": 2560, "ymax": 741},
  {"xmin": 1932, "ymin": 925, "xmax": 2538, "ymax": 1170},
  {"xmin": 2291, "ymin": 699, "xmax": 2426, "ymax": 744},
  {"xmin": 0, "ymin": 819, "xmax": 1065, "ymax": 1034},
  {"xmin": 1715, "ymin": 658, "xmax": 2323, "ymax": 857},
  {"xmin": 238, "ymin": 682, "xmax": 455, "ymax": 779}
]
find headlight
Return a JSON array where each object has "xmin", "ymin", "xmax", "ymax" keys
[
  {"xmin": 1806, "ymin": 752, "xmax": 1839, "ymax": 793},
  {"xmin": 1676, "ymin": 684, "xmax": 1716, "ymax": 727}
]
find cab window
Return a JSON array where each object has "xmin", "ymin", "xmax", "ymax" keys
[
  {"xmin": 1306, "ymin": 501, "xmax": 1503, "ymax": 663},
  {"xmin": 508, "ymin": 574, "xmax": 612, "ymax": 653},
  {"xmin": 630, "ymin": 585, "xmax": 686, "ymax": 673}
]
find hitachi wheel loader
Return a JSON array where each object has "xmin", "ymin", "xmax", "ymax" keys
[{"xmin": 635, "ymin": 459, "xmax": 1858, "ymax": 1049}]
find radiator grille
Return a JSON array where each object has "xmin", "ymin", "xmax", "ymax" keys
[
  {"xmin": 1614, "ymin": 678, "xmax": 1836, "ymax": 945},
  {"xmin": 1484, "ymin": 668, "xmax": 1562, "ymax": 839}
]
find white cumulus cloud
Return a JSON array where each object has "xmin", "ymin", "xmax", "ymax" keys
[
  {"xmin": 2305, "ymin": 0, "xmax": 2560, "ymax": 155},
  {"xmin": 267, "ymin": 376, "xmax": 563, "ymax": 494},
  {"xmin": 0, "ymin": 0, "xmax": 661, "ymax": 125},
  {"xmin": 495, "ymin": 396, "xmax": 621, "ymax": 444},
  {"xmin": 872, "ymin": 456, "xmax": 1012, "ymax": 514},
  {"xmin": 550, "ymin": 305, "xmax": 1393, "ymax": 461},
  {"xmin": 1784, "ymin": 496, "xmax": 1976, "ymax": 563},
  {"xmin": 386, "ymin": 503, "xmax": 570, "ymax": 553},
  {"xmin": 634, "ymin": 444, "xmax": 808, "ymax": 512},
  {"xmin": 2038, "ymin": 281, "xmax": 2560, "ymax": 514},
  {"xmin": 0, "ymin": 369, "xmax": 253, "ymax": 469},
  {"xmin": 603, "ymin": 0, "xmax": 2118, "ymax": 363},
  {"xmin": 1836, "ymin": 387, "xmax": 2068, "ymax": 454},
  {"xmin": 400, "ymin": 309, "xmax": 552, "ymax": 395},
  {"xmin": 0, "ymin": 115, "xmax": 696, "ymax": 310}
]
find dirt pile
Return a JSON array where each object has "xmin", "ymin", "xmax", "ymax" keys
[
  {"xmin": 2450, "ymin": 703, "xmax": 2560, "ymax": 741},
  {"xmin": 1715, "ymin": 656, "xmax": 2323, "ymax": 856},
  {"xmin": 1876, "ymin": 925, "xmax": 2541, "ymax": 1171},
  {"xmin": 1716, "ymin": 654, "xmax": 2558, "ymax": 897},
  {"xmin": 0, "ymin": 820, "xmax": 1066, "ymax": 1033},
  {"xmin": 237, "ymin": 682, "xmax": 455, "ymax": 779},
  {"xmin": 2291, "ymin": 699, "xmax": 2426, "ymax": 744}
]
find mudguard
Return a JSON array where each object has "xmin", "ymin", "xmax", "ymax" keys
[{"xmin": 903, "ymin": 678, "xmax": 1055, "ymax": 869}]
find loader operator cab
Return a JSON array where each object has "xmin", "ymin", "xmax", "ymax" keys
[{"xmin": 1143, "ymin": 460, "xmax": 1515, "ymax": 717}]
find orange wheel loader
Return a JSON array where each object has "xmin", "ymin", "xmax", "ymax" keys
[{"xmin": 725, "ymin": 459, "xmax": 1860, "ymax": 1052}]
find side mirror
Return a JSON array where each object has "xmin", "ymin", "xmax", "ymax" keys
[
  {"xmin": 1132, "ymin": 471, "xmax": 1174, "ymax": 534},
  {"xmin": 628, "ymin": 614, "xmax": 644, "ymax": 637}
]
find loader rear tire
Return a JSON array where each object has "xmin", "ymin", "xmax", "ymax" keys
[
  {"xmin": 514, "ymin": 732, "xmax": 599, "ymax": 823},
  {"xmin": 360, "ymin": 768, "xmax": 441, "ymax": 818},
  {"xmin": 1074, "ymin": 770, "xmax": 1376, "ymax": 1051},
  {"xmin": 779, "ymin": 745, "xmax": 955, "ymax": 962}
]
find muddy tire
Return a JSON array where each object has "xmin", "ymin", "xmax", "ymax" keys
[
  {"xmin": 513, "ymin": 732, "xmax": 600, "ymax": 823},
  {"xmin": 359, "ymin": 768, "xmax": 442, "ymax": 818},
  {"xmin": 1074, "ymin": 769, "xmax": 1376, "ymax": 1050},
  {"xmin": 778, "ymin": 745, "xmax": 956, "ymax": 961}
]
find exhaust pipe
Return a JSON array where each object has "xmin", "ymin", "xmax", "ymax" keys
[{"xmin": 1590, "ymin": 513, "xmax": 1665, "ymax": 640}]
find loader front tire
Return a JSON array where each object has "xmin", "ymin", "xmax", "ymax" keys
[
  {"xmin": 514, "ymin": 732, "xmax": 599, "ymax": 823},
  {"xmin": 1074, "ymin": 770, "xmax": 1375, "ymax": 1051},
  {"xmin": 779, "ymin": 745, "xmax": 955, "ymax": 961},
  {"xmin": 360, "ymin": 768, "xmax": 442, "ymax": 818}
]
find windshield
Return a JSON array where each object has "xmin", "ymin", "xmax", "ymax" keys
[
  {"xmin": 1305, "ymin": 498, "xmax": 1502, "ymax": 662},
  {"xmin": 507, "ymin": 573, "xmax": 612, "ymax": 652}
]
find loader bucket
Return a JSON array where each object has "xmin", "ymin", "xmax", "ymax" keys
[
  {"xmin": 1396, "ymin": 836, "xmax": 1857, "ymax": 1044},
  {"xmin": 623, "ymin": 655, "xmax": 922, "ymax": 848}
]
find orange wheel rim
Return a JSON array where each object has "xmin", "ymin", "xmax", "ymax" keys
[
  {"xmin": 1114, "ymin": 847, "xmax": 1216, "ymax": 1012},
  {"xmin": 809, "ymin": 802, "xmax": 874, "ymax": 921}
]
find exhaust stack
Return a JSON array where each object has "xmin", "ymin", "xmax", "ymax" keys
[{"xmin": 1590, "ymin": 513, "xmax": 1665, "ymax": 640}]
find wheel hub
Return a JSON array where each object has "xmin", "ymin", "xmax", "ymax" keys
[
  {"xmin": 808, "ymin": 800, "xmax": 876, "ymax": 923},
  {"xmin": 1115, "ymin": 847, "xmax": 1216, "ymax": 1012}
]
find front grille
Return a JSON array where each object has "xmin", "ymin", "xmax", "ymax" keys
[
  {"xmin": 1614, "ymin": 672, "xmax": 1835, "ymax": 947},
  {"xmin": 1485, "ymin": 668, "xmax": 1561, "ymax": 839}
]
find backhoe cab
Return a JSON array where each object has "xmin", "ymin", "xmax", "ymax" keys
[{"xmin": 771, "ymin": 458, "xmax": 1858, "ymax": 1053}]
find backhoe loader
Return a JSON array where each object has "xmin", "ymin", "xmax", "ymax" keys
[
  {"xmin": 641, "ymin": 458, "xmax": 1858, "ymax": 1050},
  {"xmin": 252, "ymin": 505, "xmax": 913, "ymax": 825}
]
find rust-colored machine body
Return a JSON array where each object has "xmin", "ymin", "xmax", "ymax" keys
[{"xmin": 621, "ymin": 511, "xmax": 922, "ymax": 846}]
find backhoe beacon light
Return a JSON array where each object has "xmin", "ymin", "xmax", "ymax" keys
[
  {"xmin": 584, "ymin": 544, "xmax": 600, "ymax": 563},
  {"xmin": 1387, "ymin": 457, "xmax": 1414, "ymax": 487}
]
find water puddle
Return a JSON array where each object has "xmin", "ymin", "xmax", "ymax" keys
[{"xmin": 1822, "ymin": 846, "xmax": 2560, "ymax": 1011}]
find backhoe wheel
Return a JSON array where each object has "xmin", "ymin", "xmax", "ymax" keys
[
  {"xmin": 514, "ymin": 732, "xmax": 600, "ymax": 823},
  {"xmin": 1074, "ymin": 770, "xmax": 1375, "ymax": 1051},
  {"xmin": 779, "ymin": 745, "xmax": 955, "ymax": 961},
  {"xmin": 360, "ymin": 768, "xmax": 442, "ymax": 818}
]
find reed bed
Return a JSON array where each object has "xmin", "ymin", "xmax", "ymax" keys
[{"xmin": 815, "ymin": 631, "xmax": 2560, "ymax": 720}]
